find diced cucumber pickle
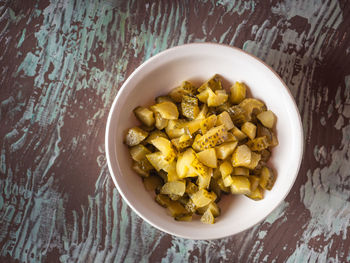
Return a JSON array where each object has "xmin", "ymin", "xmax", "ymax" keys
[
  {"xmin": 125, "ymin": 127, "xmax": 148, "ymax": 146},
  {"xmin": 126, "ymin": 75, "xmax": 278, "ymax": 224},
  {"xmin": 134, "ymin": 106, "xmax": 155, "ymax": 127},
  {"xmin": 230, "ymin": 82, "xmax": 247, "ymax": 104}
]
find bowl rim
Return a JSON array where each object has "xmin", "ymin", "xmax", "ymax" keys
[{"xmin": 105, "ymin": 42, "xmax": 304, "ymax": 240}]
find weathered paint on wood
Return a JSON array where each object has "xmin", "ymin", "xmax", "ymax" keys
[{"xmin": 0, "ymin": 0, "xmax": 349, "ymax": 262}]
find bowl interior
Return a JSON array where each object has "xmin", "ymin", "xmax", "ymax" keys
[{"xmin": 106, "ymin": 44, "xmax": 303, "ymax": 240}]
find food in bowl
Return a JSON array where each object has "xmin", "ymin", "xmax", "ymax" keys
[{"xmin": 124, "ymin": 75, "xmax": 278, "ymax": 224}]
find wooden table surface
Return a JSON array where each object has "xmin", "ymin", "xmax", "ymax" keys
[{"xmin": 1, "ymin": 0, "xmax": 350, "ymax": 262}]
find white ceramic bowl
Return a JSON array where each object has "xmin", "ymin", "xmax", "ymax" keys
[{"xmin": 105, "ymin": 43, "xmax": 303, "ymax": 240}]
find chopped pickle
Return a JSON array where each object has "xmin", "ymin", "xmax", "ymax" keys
[
  {"xmin": 181, "ymin": 95, "xmax": 200, "ymax": 119},
  {"xmin": 167, "ymin": 201, "xmax": 188, "ymax": 217},
  {"xmin": 129, "ymin": 144, "xmax": 151, "ymax": 162},
  {"xmin": 155, "ymin": 194, "xmax": 172, "ymax": 207},
  {"xmin": 161, "ymin": 181, "xmax": 186, "ymax": 196},
  {"xmin": 232, "ymin": 167, "xmax": 250, "ymax": 176},
  {"xmin": 227, "ymin": 105, "xmax": 247, "ymax": 126},
  {"xmin": 169, "ymin": 81, "xmax": 197, "ymax": 102},
  {"xmin": 217, "ymin": 177, "xmax": 230, "ymax": 192},
  {"xmin": 215, "ymin": 101, "xmax": 231, "ymax": 114},
  {"xmin": 146, "ymin": 151, "xmax": 170, "ymax": 172},
  {"xmin": 192, "ymin": 125, "xmax": 227, "ymax": 151},
  {"xmin": 151, "ymin": 137, "xmax": 176, "ymax": 162},
  {"xmin": 257, "ymin": 110, "xmax": 276, "ymax": 128},
  {"xmin": 209, "ymin": 178, "xmax": 222, "ymax": 199},
  {"xmin": 168, "ymin": 194, "xmax": 181, "ymax": 201},
  {"xmin": 191, "ymin": 189, "xmax": 217, "ymax": 207},
  {"xmin": 230, "ymin": 176, "xmax": 251, "ymax": 195},
  {"xmin": 197, "ymin": 148, "xmax": 217, "ymax": 168},
  {"xmin": 241, "ymin": 122, "xmax": 257, "ymax": 140},
  {"xmin": 185, "ymin": 119, "xmax": 202, "ymax": 134},
  {"xmin": 197, "ymin": 88, "xmax": 210, "ymax": 103},
  {"xmin": 239, "ymin": 98, "xmax": 266, "ymax": 121},
  {"xmin": 200, "ymin": 208, "xmax": 215, "ymax": 224},
  {"xmin": 246, "ymin": 136, "xmax": 269, "ymax": 151},
  {"xmin": 185, "ymin": 181, "xmax": 199, "ymax": 196},
  {"xmin": 249, "ymin": 176, "xmax": 260, "ymax": 192},
  {"xmin": 197, "ymin": 202, "xmax": 221, "ymax": 217},
  {"xmin": 125, "ymin": 127, "xmax": 148, "ymax": 146},
  {"xmin": 245, "ymin": 152, "xmax": 261, "ymax": 170},
  {"xmin": 197, "ymin": 168, "xmax": 212, "ymax": 189},
  {"xmin": 176, "ymin": 148, "xmax": 197, "ymax": 178},
  {"xmin": 126, "ymin": 76, "xmax": 278, "ymax": 224},
  {"xmin": 212, "ymin": 167, "xmax": 221, "ymax": 180},
  {"xmin": 200, "ymin": 115, "xmax": 217, "ymax": 134},
  {"xmin": 232, "ymin": 145, "xmax": 252, "ymax": 167},
  {"xmin": 198, "ymin": 74, "xmax": 222, "ymax": 92},
  {"xmin": 196, "ymin": 104, "xmax": 209, "ymax": 120},
  {"xmin": 225, "ymin": 132, "xmax": 236, "ymax": 142},
  {"xmin": 157, "ymin": 170, "xmax": 168, "ymax": 182},
  {"xmin": 190, "ymin": 157, "xmax": 208, "ymax": 177},
  {"xmin": 166, "ymin": 162, "xmax": 180, "ymax": 182},
  {"xmin": 134, "ymin": 106, "xmax": 155, "ymax": 127},
  {"xmin": 231, "ymin": 125, "xmax": 247, "ymax": 141},
  {"xmin": 219, "ymin": 161, "xmax": 233, "ymax": 178},
  {"xmin": 246, "ymin": 186, "xmax": 264, "ymax": 200},
  {"xmin": 230, "ymin": 82, "xmax": 247, "ymax": 104},
  {"xmin": 151, "ymin": 101, "xmax": 179, "ymax": 120},
  {"xmin": 183, "ymin": 198, "xmax": 197, "ymax": 213},
  {"xmin": 145, "ymin": 130, "xmax": 168, "ymax": 144},
  {"xmin": 132, "ymin": 160, "xmax": 151, "ymax": 177},
  {"xmin": 270, "ymin": 131, "xmax": 279, "ymax": 147},
  {"xmin": 198, "ymin": 88, "xmax": 228, "ymax": 107},
  {"xmin": 171, "ymin": 134, "xmax": 193, "ymax": 151},
  {"xmin": 154, "ymin": 112, "xmax": 168, "ymax": 130},
  {"xmin": 207, "ymin": 89, "xmax": 228, "ymax": 107},
  {"xmin": 260, "ymin": 149, "xmax": 271, "ymax": 162},
  {"xmin": 208, "ymin": 202, "xmax": 220, "ymax": 217},
  {"xmin": 223, "ymin": 175, "xmax": 234, "ymax": 187},
  {"xmin": 144, "ymin": 175, "xmax": 163, "ymax": 191},
  {"xmin": 165, "ymin": 120, "xmax": 189, "ymax": 139},
  {"xmin": 259, "ymin": 166, "xmax": 276, "ymax": 190},
  {"xmin": 216, "ymin": 111, "xmax": 234, "ymax": 130},
  {"xmin": 175, "ymin": 214, "xmax": 193, "ymax": 222},
  {"xmin": 155, "ymin": 95, "xmax": 174, "ymax": 103},
  {"xmin": 216, "ymin": 141, "xmax": 238, "ymax": 160}
]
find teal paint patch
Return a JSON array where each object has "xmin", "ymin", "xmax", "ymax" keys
[
  {"xmin": 15, "ymin": 52, "xmax": 39, "ymax": 77},
  {"xmin": 17, "ymin": 28, "xmax": 26, "ymax": 48},
  {"xmin": 10, "ymin": 128, "xmax": 28, "ymax": 152},
  {"xmin": 0, "ymin": 148, "xmax": 6, "ymax": 174},
  {"xmin": 258, "ymin": 230, "xmax": 267, "ymax": 239},
  {"xmin": 263, "ymin": 201, "xmax": 288, "ymax": 225}
]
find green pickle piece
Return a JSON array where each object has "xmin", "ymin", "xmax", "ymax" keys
[
  {"xmin": 143, "ymin": 175, "xmax": 163, "ymax": 191},
  {"xmin": 200, "ymin": 208, "xmax": 215, "ymax": 224},
  {"xmin": 246, "ymin": 136, "xmax": 270, "ymax": 151},
  {"xmin": 160, "ymin": 181, "xmax": 186, "ymax": 196},
  {"xmin": 259, "ymin": 166, "xmax": 276, "ymax": 190},
  {"xmin": 134, "ymin": 106, "xmax": 155, "ymax": 127},
  {"xmin": 198, "ymin": 74, "xmax": 223, "ymax": 92},
  {"xmin": 230, "ymin": 82, "xmax": 247, "ymax": 104},
  {"xmin": 169, "ymin": 81, "xmax": 197, "ymax": 102},
  {"xmin": 230, "ymin": 176, "xmax": 251, "ymax": 195},
  {"xmin": 181, "ymin": 95, "xmax": 200, "ymax": 119},
  {"xmin": 125, "ymin": 127, "xmax": 148, "ymax": 146},
  {"xmin": 192, "ymin": 125, "xmax": 228, "ymax": 151}
]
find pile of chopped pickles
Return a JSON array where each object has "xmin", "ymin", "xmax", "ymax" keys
[{"xmin": 124, "ymin": 75, "xmax": 278, "ymax": 224}]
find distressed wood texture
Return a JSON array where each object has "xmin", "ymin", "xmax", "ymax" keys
[{"xmin": 1, "ymin": 0, "xmax": 350, "ymax": 262}]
